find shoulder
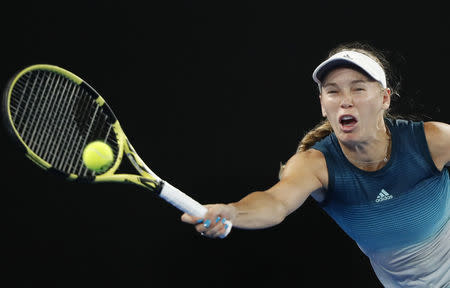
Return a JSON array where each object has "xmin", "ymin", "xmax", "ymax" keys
[
  {"xmin": 286, "ymin": 149, "xmax": 327, "ymax": 169},
  {"xmin": 424, "ymin": 121, "xmax": 450, "ymax": 136},
  {"xmin": 423, "ymin": 121, "xmax": 450, "ymax": 169},
  {"xmin": 282, "ymin": 149, "xmax": 329, "ymax": 189}
]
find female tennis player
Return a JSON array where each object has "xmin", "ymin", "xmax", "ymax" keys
[{"xmin": 181, "ymin": 43, "xmax": 450, "ymax": 287}]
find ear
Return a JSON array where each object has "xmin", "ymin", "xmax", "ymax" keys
[
  {"xmin": 319, "ymin": 95, "xmax": 327, "ymax": 117},
  {"xmin": 382, "ymin": 88, "xmax": 391, "ymax": 110}
]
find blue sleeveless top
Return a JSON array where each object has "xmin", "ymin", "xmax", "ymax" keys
[{"xmin": 311, "ymin": 118, "xmax": 449, "ymax": 254}]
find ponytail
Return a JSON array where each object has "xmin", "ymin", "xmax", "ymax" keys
[
  {"xmin": 297, "ymin": 119, "xmax": 333, "ymax": 152},
  {"xmin": 279, "ymin": 119, "xmax": 333, "ymax": 179}
]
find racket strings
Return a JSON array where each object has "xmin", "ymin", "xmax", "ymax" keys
[{"xmin": 9, "ymin": 70, "xmax": 119, "ymax": 176}]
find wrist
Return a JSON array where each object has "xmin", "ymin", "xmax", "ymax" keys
[{"xmin": 227, "ymin": 203, "xmax": 239, "ymax": 223}]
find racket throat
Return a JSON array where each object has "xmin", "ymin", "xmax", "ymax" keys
[
  {"xmin": 139, "ymin": 177, "xmax": 163, "ymax": 193},
  {"xmin": 123, "ymin": 139, "xmax": 160, "ymax": 178},
  {"xmin": 126, "ymin": 152, "xmax": 160, "ymax": 180}
]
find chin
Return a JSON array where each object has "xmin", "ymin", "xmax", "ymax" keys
[{"xmin": 336, "ymin": 129, "xmax": 362, "ymax": 145}]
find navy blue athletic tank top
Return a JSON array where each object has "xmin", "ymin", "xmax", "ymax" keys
[{"xmin": 311, "ymin": 118, "xmax": 449, "ymax": 254}]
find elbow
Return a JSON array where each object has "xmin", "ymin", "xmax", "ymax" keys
[{"xmin": 270, "ymin": 197, "xmax": 290, "ymax": 226}]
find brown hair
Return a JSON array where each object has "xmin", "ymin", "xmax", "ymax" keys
[{"xmin": 297, "ymin": 119, "xmax": 333, "ymax": 152}]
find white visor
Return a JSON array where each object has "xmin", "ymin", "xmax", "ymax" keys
[{"xmin": 312, "ymin": 50, "xmax": 387, "ymax": 89}]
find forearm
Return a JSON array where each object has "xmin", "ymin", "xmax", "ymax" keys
[
  {"xmin": 181, "ymin": 151, "xmax": 323, "ymax": 238},
  {"xmin": 229, "ymin": 191, "xmax": 288, "ymax": 229}
]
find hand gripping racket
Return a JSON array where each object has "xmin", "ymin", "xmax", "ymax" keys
[{"xmin": 2, "ymin": 64, "xmax": 231, "ymax": 238}]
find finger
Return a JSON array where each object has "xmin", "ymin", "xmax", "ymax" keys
[
  {"xmin": 195, "ymin": 218, "xmax": 210, "ymax": 233},
  {"xmin": 220, "ymin": 218, "xmax": 232, "ymax": 238},
  {"xmin": 210, "ymin": 227, "xmax": 227, "ymax": 238},
  {"xmin": 205, "ymin": 219, "xmax": 225, "ymax": 237},
  {"xmin": 200, "ymin": 217, "xmax": 230, "ymax": 238},
  {"xmin": 181, "ymin": 213, "xmax": 203, "ymax": 224},
  {"xmin": 195, "ymin": 216, "xmax": 216, "ymax": 236}
]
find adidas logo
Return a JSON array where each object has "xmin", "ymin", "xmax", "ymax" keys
[
  {"xmin": 375, "ymin": 189, "xmax": 393, "ymax": 203},
  {"xmin": 342, "ymin": 53, "xmax": 353, "ymax": 59}
]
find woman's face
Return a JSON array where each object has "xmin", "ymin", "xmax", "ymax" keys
[{"xmin": 319, "ymin": 67, "xmax": 391, "ymax": 144}]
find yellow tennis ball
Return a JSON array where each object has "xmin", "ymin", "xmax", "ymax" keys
[{"xmin": 82, "ymin": 141, "xmax": 114, "ymax": 172}]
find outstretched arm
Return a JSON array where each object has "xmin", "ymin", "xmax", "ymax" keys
[{"xmin": 181, "ymin": 149, "xmax": 328, "ymax": 238}]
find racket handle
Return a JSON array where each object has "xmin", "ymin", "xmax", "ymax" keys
[{"xmin": 159, "ymin": 181, "xmax": 232, "ymax": 238}]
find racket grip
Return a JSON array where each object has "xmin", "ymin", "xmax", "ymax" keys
[{"xmin": 159, "ymin": 181, "xmax": 232, "ymax": 238}]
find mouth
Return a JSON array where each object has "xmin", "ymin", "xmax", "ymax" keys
[{"xmin": 339, "ymin": 114, "xmax": 358, "ymax": 132}]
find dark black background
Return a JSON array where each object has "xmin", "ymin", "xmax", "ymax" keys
[{"xmin": 1, "ymin": 1, "xmax": 448, "ymax": 287}]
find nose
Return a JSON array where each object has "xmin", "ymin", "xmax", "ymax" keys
[{"xmin": 340, "ymin": 92, "xmax": 353, "ymax": 108}]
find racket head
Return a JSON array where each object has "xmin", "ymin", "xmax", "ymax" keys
[{"xmin": 2, "ymin": 64, "xmax": 125, "ymax": 181}]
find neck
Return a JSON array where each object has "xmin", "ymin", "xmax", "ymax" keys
[{"xmin": 340, "ymin": 126, "xmax": 391, "ymax": 169}]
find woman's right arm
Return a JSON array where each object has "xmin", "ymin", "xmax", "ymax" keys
[{"xmin": 181, "ymin": 149, "xmax": 328, "ymax": 238}]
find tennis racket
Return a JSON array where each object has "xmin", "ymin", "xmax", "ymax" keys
[{"xmin": 2, "ymin": 64, "xmax": 231, "ymax": 238}]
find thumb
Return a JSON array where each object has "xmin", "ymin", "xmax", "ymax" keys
[{"xmin": 181, "ymin": 212, "xmax": 203, "ymax": 224}]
